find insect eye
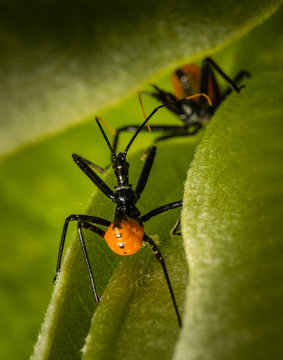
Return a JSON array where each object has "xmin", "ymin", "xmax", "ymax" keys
[{"xmin": 118, "ymin": 243, "xmax": 124, "ymax": 249}]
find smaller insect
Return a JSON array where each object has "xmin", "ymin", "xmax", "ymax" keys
[
  {"xmin": 53, "ymin": 99, "xmax": 195, "ymax": 327},
  {"xmin": 112, "ymin": 57, "xmax": 250, "ymax": 153}
]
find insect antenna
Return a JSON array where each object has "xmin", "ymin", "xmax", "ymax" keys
[
  {"xmin": 187, "ymin": 93, "xmax": 212, "ymax": 106},
  {"xmin": 138, "ymin": 92, "xmax": 151, "ymax": 133},
  {"xmin": 99, "ymin": 117, "xmax": 117, "ymax": 136},
  {"xmin": 123, "ymin": 93, "xmax": 212, "ymax": 155},
  {"xmin": 96, "ymin": 117, "xmax": 116, "ymax": 157}
]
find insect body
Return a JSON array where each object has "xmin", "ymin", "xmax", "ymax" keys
[
  {"xmin": 54, "ymin": 102, "xmax": 188, "ymax": 327},
  {"xmin": 112, "ymin": 57, "xmax": 250, "ymax": 152}
]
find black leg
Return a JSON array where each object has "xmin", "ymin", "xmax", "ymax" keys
[
  {"xmin": 141, "ymin": 200, "xmax": 183, "ymax": 222},
  {"xmin": 146, "ymin": 125, "xmax": 197, "ymax": 133},
  {"xmin": 112, "ymin": 124, "xmax": 186, "ymax": 155},
  {"xmin": 77, "ymin": 155, "xmax": 106, "ymax": 175},
  {"xmin": 113, "ymin": 124, "xmax": 198, "ymax": 158},
  {"xmin": 112, "ymin": 125, "xmax": 144, "ymax": 155},
  {"xmin": 77, "ymin": 221, "xmax": 106, "ymax": 304},
  {"xmin": 171, "ymin": 217, "xmax": 182, "ymax": 236},
  {"xmin": 54, "ymin": 214, "xmax": 110, "ymax": 281},
  {"xmin": 233, "ymin": 70, "xmax": 251, "ymax": 84},
  {"xmin": 200, "ymin": 59, "xmax": 220, "ymax": 110},
  {"xmin": 202, "ymin": 57, "xmax": 243, "ymax": 94},
  {"xmin": 220, "ymin": 70, "xmax": 251, "ymax": 101},
  {"xmin": 144, "ymin": 84, "xmax": 178, "ymax": 105},
  {"xmin": 72, "ymin": 154, "xmax": 114, "ymax": 200},
  {"xmin": 153, "ymin": 123, "xmax": 202, "ymax": 143},
  {"xmin": 135, "ymin": 146, "xmax": 156, "ymax": 197},
  {"xmin": 143, "ymin": 234, "xmax": 182, "ymax": 327},
  {"xmin": 138, "ymin": 124, "xmax": 202, "ymax": 161}
]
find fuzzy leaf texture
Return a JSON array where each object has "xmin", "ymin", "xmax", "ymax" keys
[
  {"xmin": 177, "ymin": 72, "xmax": 283, "ymax": 359},
  {"xmin": 0, "ymin": 2, "xmax": 282, "ymax": 360}
]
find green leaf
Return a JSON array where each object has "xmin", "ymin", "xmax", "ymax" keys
[
  {"xmin": 30, "ymin": 138, "xmax": 201, "ymax": 360},
  {"xmin": 177, "ymin": 72, "xmax": 283, "ymax": 359},
  {"xmin": 1, "ymin": 4, "xmax": 282, "ymax": 360},
  {"xmin": 0, "ymin": 0, "xmax": 281, "ymax": 156}
]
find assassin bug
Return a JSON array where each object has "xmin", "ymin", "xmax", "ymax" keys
[
  {"xmin": 112, "ymin": 57, "xmax": 250, "ymax": 152},
  {"xmin": 53, "ymin": 99, "xmax": 196, "ymax": 327}
]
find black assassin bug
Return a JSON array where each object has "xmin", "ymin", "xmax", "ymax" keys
[
  {"xmin": 53, "ymin": 98, "xmax": 197, "ymax": 327},
  {"xmin": 112, "ymin": 57, "xmax": 250, "ymax": 153}
]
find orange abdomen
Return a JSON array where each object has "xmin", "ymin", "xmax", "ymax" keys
[{"xmin": 104, "ymin": 217, "xmax": 144, "ymax": 256}]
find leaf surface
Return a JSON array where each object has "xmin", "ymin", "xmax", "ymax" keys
[{"xmin": 176, "ymin": 72, "xmax": 283, "ymax": 359}]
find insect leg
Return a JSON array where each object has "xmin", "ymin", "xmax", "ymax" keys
[
  {"xmin": 112, "ymin": 124, "xmax": 178, "ymax": 156},
  {"xmin": 72, "ymin": 154, "xmax": 114, "ymax": 200},
  {"xmin": 114, "ymin": 124, "xmax": 196, "ymax": 163},
  {"xmin": 135, "ymin": 146, "xmax": 156, "ymax": 197},
  {"xmin": 112, "ymin": 125, "xmax": 142, "ymax": 155},
  {"xmin": 76, "ymin": 155, "xmax": 106, "ymax": 175},
  {"xmin": 233, "ymin": 70, "xmax": 251, "ymax": 85},
  {"xmin": 141, "ymin": 200, "xmax": 183, "ymax": 222},
  {"xmin": 170, "ymin": 217, "xmax": 182, "ymax": 236},
  {"xmin": 202, "ymin": 57, "xmax": 243, "ymax": 94},
  {"xmin": 54, "ymin": 214, "xmax": 110, "ymax": 282},
  {"xmin": 77, "ymin": 221, "xmax": 106, "ymax": 304},
  {"xmin": 144, "ymin": 84, "xmax": 178, "ymax": 105},
  {"xmin": 144, "ymin": 234, "xmax": 182, "ymax": 327},
  {"xmin": 153, "ymin": 124, "xmax": 202, "ymax": 143},
  {"xmin": 221, "ymin": 70, "xmax": 251, "ymax": 100}
]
